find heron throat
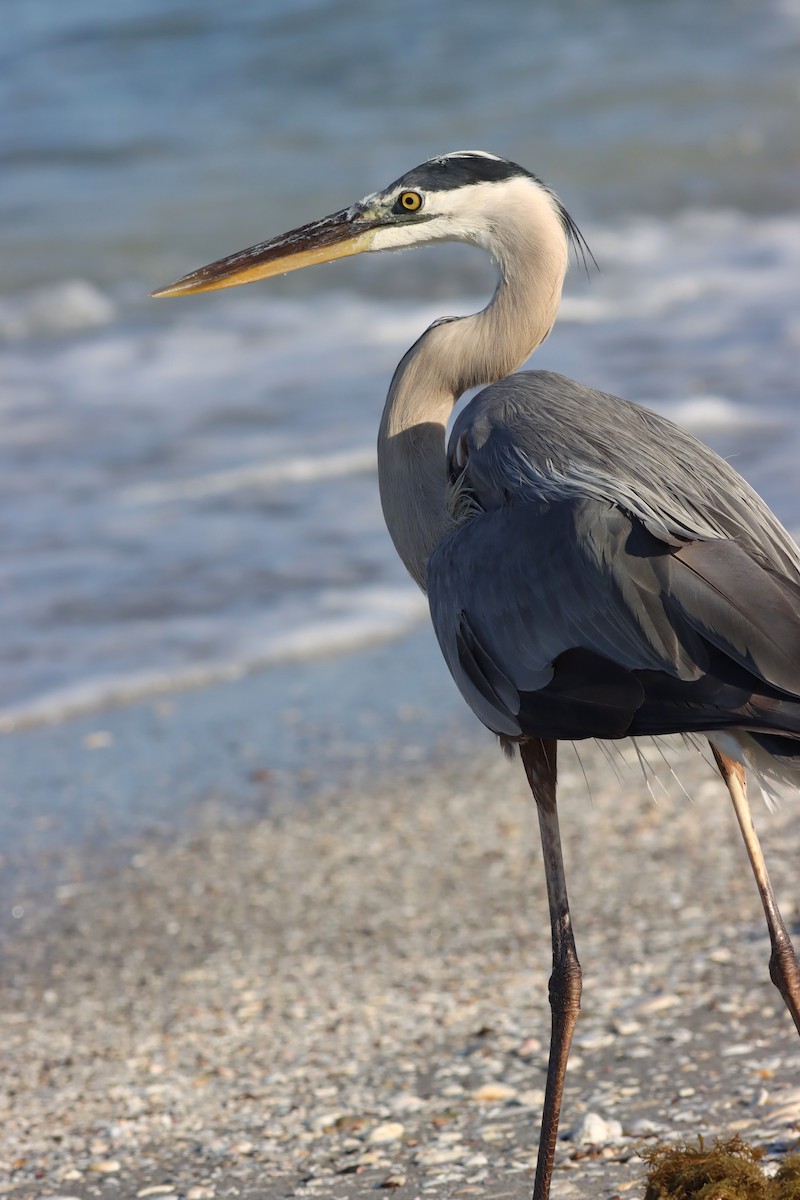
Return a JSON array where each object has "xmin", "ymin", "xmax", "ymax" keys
[{"xmin": 377, "ymin": 222, "xmax": 569, "ymax": 589}]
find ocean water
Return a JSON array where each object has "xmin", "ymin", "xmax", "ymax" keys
[{"xmin": 2, "ymin": 0, "xmax": 800, "ymax": 733}]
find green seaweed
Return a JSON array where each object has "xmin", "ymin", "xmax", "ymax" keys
[
  {"xmin": 643, "ymin": 1136, "xmax": 769, "ymax": 1200},
  {"xmin": 640, "ymin": 1139, "xmax": 800, "ymax": 1200},
  {"xmin": 774, "ymin": 1154, "xmax": 800, "ymax": 1200}
]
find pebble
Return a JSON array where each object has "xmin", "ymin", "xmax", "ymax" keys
[
  {"xmin": 576, "ymin": 1030, "xmax": 616, "ymax": 1051},
  {"xmin": 480, "ymin": 1123, "xmax": 514, "ymax": 1143},
  {"xmin": 516, "ymin": 1036, "xmax": 542, "ymax": 1056},
  {"xmin": 415, "ymin": 1145, "xmax": 469, "ymax": 1166},
  {"xmin": 422, "ymin": 1171, "xmax": 465, "ymax": 1186},
  {"xmin": 136, "ymin": 1188, "xmax": 176, "ymax": 1198},
  {"xmin": 380, "ymin": 1173, "xmax": 407, "ymax": 1188},
  {"xmin": 186, "ymin": 1190, "xmax": 216, "ymax": 1200},
  {"xmin": 368, "ymin": 1121, "xmax": 406, "ymax": 1144},
  {"xmin": 464, "ymin": 1153, "xmax": 489, "ymax": 1168},
  {"xmin": 569, "ymin": 1113, "xmax": 624, "ymax": 1145},
  {"xmin": 625, "ymin": 1118, "xmax": 665, "ymax": 1137},
  {"xmin": 627, "ymin": 993, "xmax": 681, "ymax": 1016},
  {"xmin": 389, "ymin": 1092, "xmax": 426, "ymax": 1113},
  {"xmin": 614, "ymin": 1019, "xmax": 643, "ymax": 1036},
  {"xmin": 356, "ymin": 1150, "xmax": 392, "ymax": 1166},
  {"xmin": 310, "ymin": 1110, "xmax": 346, "ymax": 1132},
  {"xmin": 87, "ymin": 1159, "xmax": 122, "ymax": 1173},
  {"xmin": 471, "ymin": 1082, "xmax": 517, "ymax": 1103}
]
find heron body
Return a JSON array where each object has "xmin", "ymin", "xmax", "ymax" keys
[
  {"xmin": 154, "ymin": 151, "xmax": 800, "ymax": 1200},
  {"xmin": 433, "ymin": 372, "xmax": 800, "ymax": 753}
]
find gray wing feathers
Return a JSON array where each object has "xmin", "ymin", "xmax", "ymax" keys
[
  {"xmin": 668, "ymin": 540, "xmax": 800, "ymax": 695},
  {"xmin": 426, "ymin": 499, "xmax": 708, "ymax": 736},
  {"xmin": 427, "ymin": 506, "xmax": 800, "ymax": 740},
  {"xmin": 451, "ymin": 371, "xmax": 800, "ymax": 576}
]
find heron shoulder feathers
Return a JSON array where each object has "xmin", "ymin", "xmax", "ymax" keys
[{"xmin": 445, "ymin": 371, "xmax": 800, "ymax": 573}]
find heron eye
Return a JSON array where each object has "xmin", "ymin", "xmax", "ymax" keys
[{"xmin": 398, "ymin": 190, "xmax": 423, "ymax": 212}]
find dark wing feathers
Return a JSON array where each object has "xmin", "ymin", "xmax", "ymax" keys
[
  {"xmin": 429, "ymin": 373, "xmax": 800, "ymax": 743},
  {"xmin": 428, "ymin": 499, "xmax": 800, "ymax": 741},
  {"xmin": 456, "ymin": 615, "xmax": 519, "ymax": 713},
  {"xmin": 427, "ymin": 499, "xmax": 688, "ymax": 739},
  {"xmin": 668, "ymin": 540, "xmax": 800, "ymax": 695}
]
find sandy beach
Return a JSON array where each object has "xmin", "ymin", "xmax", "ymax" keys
[{"xmin": 3, "ymin": 714, "xmax": 800, "ymax": 1200}]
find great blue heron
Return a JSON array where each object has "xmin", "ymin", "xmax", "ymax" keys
[{"xmin": 154, "ymin": 151, "xmax": 800, "ymax": 1200}]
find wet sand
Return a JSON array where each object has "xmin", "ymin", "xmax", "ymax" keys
[{"xmin": 2, "ymin": 725, "xmax": 800, "ymax": 1200}]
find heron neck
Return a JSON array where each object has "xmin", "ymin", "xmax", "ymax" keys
[{"xmin": 377, "ymin": 243, "xmax": 565, "ymax": 588}]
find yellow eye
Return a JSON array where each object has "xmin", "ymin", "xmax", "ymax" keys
[{"xmin": 399, "ymin": 190, "xmax": 423, "ymax": 212}]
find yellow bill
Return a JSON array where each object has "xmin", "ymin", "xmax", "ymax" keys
[{"xmin": 152, "ymin": 207, "xmax": 379, "ymax": 298}]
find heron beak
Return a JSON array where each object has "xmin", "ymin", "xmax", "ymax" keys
[{"xmin": 151, "ymin": 207, "xmax": 379, "ymax": 298}]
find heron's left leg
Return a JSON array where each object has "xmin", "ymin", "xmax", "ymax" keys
[
  {"xmin": 711, "ymin": 743, "xmax": 800, "ymax": 1035},
  {"xmin": 520, "ymin": 738, "xmax": 582, "ymax": 1200}
]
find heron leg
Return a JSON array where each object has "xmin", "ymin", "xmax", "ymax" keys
[
  {"xmin": 520, "ymin": 738, "xmax": 582, "ymax": 1200},
  {"xmin": 711, "ymin": 744, "xmax": 800, "ymax": 1036}
]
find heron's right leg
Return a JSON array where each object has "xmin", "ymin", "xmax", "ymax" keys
[
  {"xmin": 520, "ymin": 738, "xmax": 582, "ymax": 1200},
  {"xmin": 711, "ymin": 743, "xmax": 800, "ymax": 1036}
]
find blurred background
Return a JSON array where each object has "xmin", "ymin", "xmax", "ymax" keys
[{"xmin": 1, "ymin": 0, "xmax": 799, "ymax": 892}]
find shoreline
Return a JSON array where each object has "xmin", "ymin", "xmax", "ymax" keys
[
  {"xmin": 0, "ymin": 624, "xmax": 469, "ymax": 924},
  {"xmin": 3, "ymin": 733, "xmax": 800, "ymax": 1199}
]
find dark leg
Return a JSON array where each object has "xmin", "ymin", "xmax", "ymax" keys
[
  {"xmin": 520, "ymin": 738, "xmax": 582, "ymax": 1200},
  {"xmin": 711, "ymin": 743, "xmax": 800, "ymax": 1035}
]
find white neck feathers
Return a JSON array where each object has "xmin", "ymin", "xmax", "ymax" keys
[{"xmin": 376, "ymin": 176, "xmax": 571, "ymax": 587}]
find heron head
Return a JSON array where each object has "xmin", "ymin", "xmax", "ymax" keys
[{"xmin": 152, "ymin": 151, "xmax": 585, "ymax": 298}]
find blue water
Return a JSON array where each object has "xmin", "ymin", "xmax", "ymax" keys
[
  {"xmin": 1, "ymin": 0, "xmax": 799, "ymax": 727},
  {"xmin": 5, "ymin": 0, "xmax": 799, "ymax": 291}
]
